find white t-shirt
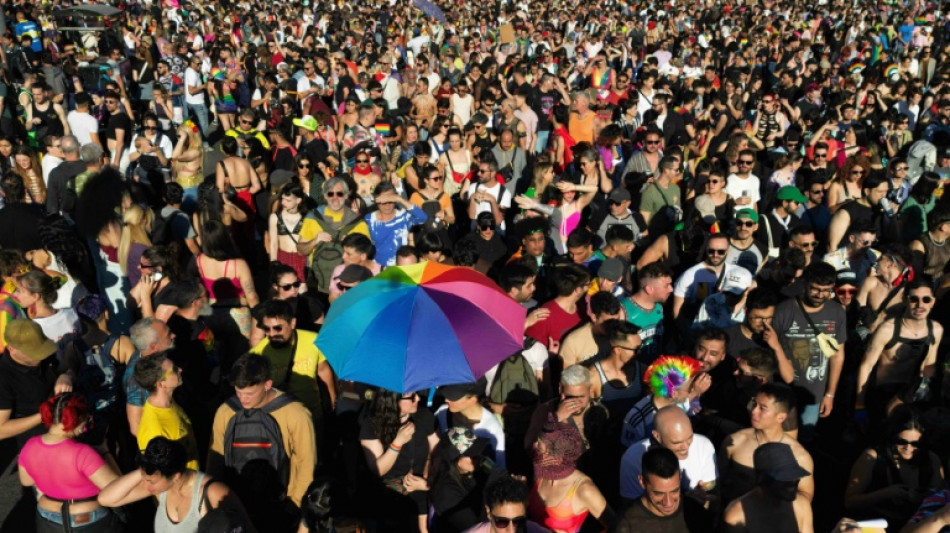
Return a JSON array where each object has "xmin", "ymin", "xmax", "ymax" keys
[
  {"xmin": 129, "ymin": 131, "xmax": 174, "ymax": 160},
  {"xmin": 41, "ymin": 154, "xmax": 62, "ymax": 187},
  {"xmin": 466, "ymin": 181, "xmax": 511, "ymax": 230},
  {"xmin": 67, "ymin": 110, "xmax": 99, "ymax": 146},
  {"xmin": 435, "ymin": 405, "xmax": 506, "ymax": 468},
  {"xmin": 184, "ymin": 67, "xmax": 205, "ymax": 105},
  {"xmin": 724, "ymin": 173, "xmax": 760, "ymax": 211},
  {"xmin": 619, "ymin": 435, "xmax": 718, "ymax": 499},
  {"xmin": 673, "ymin": 262, "xmax": 749, "ymax": 305}
]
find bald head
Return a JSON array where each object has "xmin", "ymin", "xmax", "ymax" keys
[{"xmin": 652, "ymin": 406, "xmax": 693, "ymax": 460}]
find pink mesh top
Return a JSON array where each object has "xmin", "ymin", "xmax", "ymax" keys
[{"xmin": 18, "ymin": 436, "xmax": 105, "ymax": 500}]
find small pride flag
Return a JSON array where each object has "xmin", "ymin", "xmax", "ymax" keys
[
  {"xmin": 849, "ymin": 62, "xmax": 866, "ymax": 74},
  {"xmin": 885, "ymin": 63, "xmax": 899, "ymax": 78},
  {"xmin": 375, "ymin": 123, "xmax": 392, "ymax": 136}
]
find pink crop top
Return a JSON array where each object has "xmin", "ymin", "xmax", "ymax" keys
[
  {"xmin": 18, "ymin": 436, "xmax": 105, "ymax": 500},
  {"xmin": 197, "ymin": 254, "xmax": 245, "ymax": 301}
]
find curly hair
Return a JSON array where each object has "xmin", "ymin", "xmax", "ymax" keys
[
  {"xmin": 38, "ymin": 215, "xmax": 89, "ymax": 279},
  {"xmin": 39, "ymin": 392, "xmax": 88, "ymax": 432},
  {"xmin": 643, "ymin": 356, "xmax": 702, "ymax": 399},
  {"xmin": 366, "ymin": 389, "xmax": 402, "ymax": 447},
  {"xmin": 137, "ymin": 436, "xmax": 188, "ymax": 479},
  {"xmin": 834, "ymin": 154, "xmax": 872, "ymax": 188}
]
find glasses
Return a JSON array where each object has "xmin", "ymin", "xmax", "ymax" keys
[
  {"xmin": 909, "ymin": 295, "xmax": 934, "ymax": 304},
  {"xmin": 796, "ymin": 241, "xmax": 818, "ymax": 249},
  {"xmin": 835, "ymin": 288, "xmax": 856, "ymax": 297},
  {"xmin": 809, "ymin": 189, "xmax": 825, "ymax": 195},
  {"xmin": 239, "ymin": 119, "xmax": 253, "ymax": 125},
  {"xmin": 858, "ymin": 239, "xmax": 876, "ymax": 246},
  {"xmin": 105, "ymin": 100, "xmax": 118, "ymax": 105},
  {"xmin": 896, "ymin": 166, "xmax": 908, "ymax": 171},
  {"xmin": 326, "ymin": 191, "xmax": 347, "ymax": 198},
  {"xmin": 162, "ymin": 364, "xmax": 181, "ymax": 380},
  {"xmin": 143, "ymin": 125, "xmax": 156, "ymax": 131},
  {"xmin": 737, "ymin": 220, "xmax": 757, "ymax": 227},
  {"xmin": 425, "ymin": 176, "xmax": 441, "ymax": 182},
  {"xmin": 895, "ymin": 438, "xmax": 920, "ymax": 448},
  {"xmin": 707, "ymin": 248, "xmax": 728, "ymax": 256},
  {"xmin": 139, "ymin": 263, "xmax": 155, "ymax": 269},
  {"xmin": 814, "ymin": 152, "xmax": 828, "ymax": 158},
  {"xmin": 738, "ymin": 160, "xmax": 754, "ymax": 165},
  {"xmin": 399, "ymin": 393, "xmax": 419, "ymax": 402},
  {"xmin": 298, "ymin": 163, "xmax": 310, "ymax": 169},
  {"xmin": 851, "ymin": 169, "xmax": 865, "ymax": 175},
  {"xmin": 278, "ymin": 281, "xmax": 302, "ymax": 291},
  {"xmin": 356, "ymin": 159, "xmax": 370, "ymax": 163},
  {"xmin": 490, "ymin": 514, "xmax": 528, "ymax": 529},
  {"xmin": 706, "ymin": 179, "xmax": 722, "ymax": 185},
  {"xmin": 644, "ymin": 140, "xmax": 661, "ymax": 145}
]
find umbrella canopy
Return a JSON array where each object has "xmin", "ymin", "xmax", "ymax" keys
[
  {"xmin": 316, "ymin": 262, "xmax": 526, "ymax": 393},
  {"xmin": 412, "ymin": 0, "xmax": 447, "ymax": 23}
]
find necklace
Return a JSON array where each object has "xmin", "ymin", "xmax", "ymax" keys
[
  {"xmin": 754, "ymin": 428, "xmax": 785, "ymax": 446},
  {"xmin": 928, "ymin": 232, "xmax": 946, "ymax": 247}
]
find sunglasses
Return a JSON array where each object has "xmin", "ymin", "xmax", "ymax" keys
[
  {"xmin": 356, "ymin": 159, "xmax": 370, "ymax": 163},
  {"xmin": 896, "ymin": 166, "xmax": 908, "ymax": 171},
  {"xmin": 814, "ymin": 152, "xmax": 828, "ymax": 158},
  {"xmin": 796, "ymin": 241, "xmax": 817, "ymax": 249},
  {"xmin": 144, "ymin": 126, "xmax": 156, "ymax": 130},
  {"xmin": 909, "ymin": 295, "xmax": 934, "ymax": 304},
  {"xmin": 278, "ymin": 281, "xmax": 302, "ymax": 291},
  {"xmin": 809, "ymin": 189, "xmax": 825, "ymax": 195},
  {"xmin": 707, "ymin": 248, "xmax": 728, "ymax": 256},
  {"xmin": 706, "ymin": 179, "xmax": 722, "ymax": 185},
  {"xmin": 644, "ymin": 140, "xmax": 661, "ymax": 145},
  {"xmin": 737, "ymin": 220, "xmax": 757, "ymax": 227},
  {"xmin": 399, "ymin": 393, "xmax": 419, "ymax": 401},
  {"xmin": 738, "ymin": 160, "xmax": 754, "ymax": 165},
  {"xmin": 298, "ymin": 164, "xmax": 310, "ymax": 169},
  {"xmin": 326, "ymin": 191, "xmax": 347, "ymax": 198},
  {"xmin": 895, "ymin": 438, "xmax": 920, "ymax": 448},
  {"xmin": 851, "ymin": 169, "xmax": 865, "ymax": 175},
  {"xmin": 835, "ymin": 288, "xmax": 855, "ymax": 297},
  {"xmin": 140, "ymin": 263, "xmax": 155, "ymax": 269},
  {"xmin": 491, "ymin": 515, "xmax": 528, "ymax": 529}
]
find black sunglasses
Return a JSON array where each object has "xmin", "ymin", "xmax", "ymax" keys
[
  {"xmin": 707, "ymin": 248, "xmax": 728, "ymax": 255},
  {"xmin": 895, "ymin": 438, "xmax": 920, "ymax": 447},
  {"xmin": 491, "ymin": 515, "xmax": 527, "ymax": 529},
  {"xmin": 737, "ymin": 220, "xmax": 757, "ymax": 227},
  {"xmin": 278, "ymin": 281, "xmax": 301, "ymax": 291},
  {"xmin": 326, "ymin": 191, "xmax": 347, "ymax": 198},
  {"xmin": 909, "ymin": 295, "xmax": 934, "ymax": 304}
]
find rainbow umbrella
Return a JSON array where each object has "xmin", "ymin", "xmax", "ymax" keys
[{"xmin": 316, "ymin": 262, "xmax": 527, "ymax": 393}]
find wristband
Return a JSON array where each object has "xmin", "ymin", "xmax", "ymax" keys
[
  {"xmin": 824, "ymin": 393, "xmax": 834, "ymax": 399},
  {"xmin": 389, "ymin": 443, "xmax": 402, "ymax": 452}
]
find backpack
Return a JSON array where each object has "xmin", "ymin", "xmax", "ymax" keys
[
  {"xmin": 74, "ymin": 335, "xmax": 120, "ymax": 412},
  {"xmin": 151, "ymin": 207, "xmax": 182, "ymax": 245},
  {"xmin": 488, "ymin": 340, "xmax": 539, "ymax": 406},
  {"xmin": 223, "ymin": 393, "xmax": 296, "ymax": 498},
  {"xmin": 307, "ymin": 211, "xmax": 363, "ymax": 293}
]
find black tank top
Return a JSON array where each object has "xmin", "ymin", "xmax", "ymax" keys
[
  {"xmin": 743, "ymin": 495, "xmax": 799, "ymax": 533},
  {"xmin": 31, "ymin": 101, "xmax": 63, "ymax": 139},
  {"xmin": 877, "ymin": 319, "xmax": 934, "ymax": 386}
]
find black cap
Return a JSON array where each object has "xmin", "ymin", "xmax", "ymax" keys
[
  {"xmin": 753, "ymin": 443, "xmax": 810, "ymax": 482},
  {"xmin": 439, "ymin": 382, "xmax": 482, "ymax": 401}
]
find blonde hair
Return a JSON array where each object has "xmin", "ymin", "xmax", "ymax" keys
[{"xmin": 118, "ymin": 205, "xmax": 153, "ymax": 275}]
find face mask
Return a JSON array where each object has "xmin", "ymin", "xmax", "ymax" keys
[
  {"xmin": 761, "ymin": 477, "xmax": 799, "ymax": 501},
  {"xmin": 199, "ymin": 301, "xmax": 213, "ymax": 317}
]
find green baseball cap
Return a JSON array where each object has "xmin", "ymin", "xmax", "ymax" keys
[{"xmin": 735, "ymin": 208, "xmax": 759, "ymax": 223}]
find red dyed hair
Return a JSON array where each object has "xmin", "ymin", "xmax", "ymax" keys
[{"xmin": 39, "ymin": 393, "xmax": 88, "ymax": 433}]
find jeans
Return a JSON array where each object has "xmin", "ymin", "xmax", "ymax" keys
[
  {"xmin": 535, "ymin": 130, "xmax": 551, "ymax": 154},
  {"xmin": 185, "ymin": 101, "xmax": 210, "ymax": 138},
  {"xmin": 799, "ymin": 403, "xmax": 820, "ymax": 442}
]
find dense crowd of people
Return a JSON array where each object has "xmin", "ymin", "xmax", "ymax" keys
[{"xmin": 2, "ymin": 0, "xmax": 950, "ymax": 531}]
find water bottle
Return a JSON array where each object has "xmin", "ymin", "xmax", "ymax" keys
[{"xmin": 880, "ymin": 197, "xmax": 894, "ymax": 216}]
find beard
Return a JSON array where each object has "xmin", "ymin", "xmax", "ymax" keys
[{"xmin": 269, "ymin": 336, "xmax": 292, "ymax": 349}]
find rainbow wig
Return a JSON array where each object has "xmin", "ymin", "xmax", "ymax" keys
[{"xmin": 643, "ymin": 356, "xmax": 702, "ymax": 399}]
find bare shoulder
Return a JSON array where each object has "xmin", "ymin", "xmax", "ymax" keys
[{"xmin": 789, "ymin": 439, "xmax": 814, "ymax": 470}]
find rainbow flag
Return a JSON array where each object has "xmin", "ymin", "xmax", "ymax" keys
[
  {"xmin": 210, "ymin": 67, "xmax": 226, "ymax": 81},
  {"xmin": 375, "ymin": 122, "xmax": 392, "ymax": 136},
  {"xmin": 915, "ymin": 16, "xmax": 929, "ymax": 25},
  {"xmin": 849, "ymin": 62, "xmax": 866, "ymax": 74},
  {"xmin": 885, "ymin": 63, "xmax": 899, "ymax": 78},
  {"xmin": 739, "ymin": 38, "xmax": 749, "ymax": 47},
  {"xmin": 594, "ymin": 68, "xmax": 610, "ymax": 89},
  {"xmin": 870, "ymin": 43, "xmax": 882, "ymax": 65}
]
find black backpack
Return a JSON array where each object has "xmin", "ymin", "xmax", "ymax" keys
[
  {"xmin": 223, "ymin": 392, "xmax": 295, "ymax": 498},
  {"xmin": 151, "ymin": 207, "xmax": 181, "ymax": 245}
]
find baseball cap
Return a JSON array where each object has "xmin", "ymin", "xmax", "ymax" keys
[
  {"xmin": 806, "ymin": 82, "xmax": 821, "ymax": 92},
  {"xmin": 720, "ymin": 267, "xmax": 752, "ymax": 295},
  {"xmin": 597, "ymin": 257, "xmax": 624, "ymax": 283},
  {"xmin": 4, "ymin": 319, "xmax": 56, "ymax": 361},
  {"xmin": 736, "ymin": 208, "xmax": 759, "ymax": 223},
  {"xmin": 608, "ymin": 188, "xmax": 631, "ymax": 203},
  {"xmin": 776, "ymin": 185, "xmax": 808, "ymax": 204},
  {"xmin": 693, "ymin": 194, "xmax": 717, "ymax": 223},
  {"xmin": 753, "ymin": 442, "xmax": 811, "ymax": 482},
  {"xmin": 439, "ymin": 382, "xmax": 482, "ymax": 401},
  {"xmin": 836, "ymin": 269, "xmax": 857, "ymax": 287},
  {"xmin": 292, "ymin": 115, "xmax": 319, "ymax": 132}
]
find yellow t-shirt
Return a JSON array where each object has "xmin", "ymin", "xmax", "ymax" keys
[
  {"xmin": 137, "ymin": 400, "xmax": 200, "ymax": 470},
  {"xmin": 250, "ymin": 330, "xmax": 325, "ymax": 416},
  {"xmin": 298, "ymin": 209, "xmax": 371, "ymax": 264}
]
